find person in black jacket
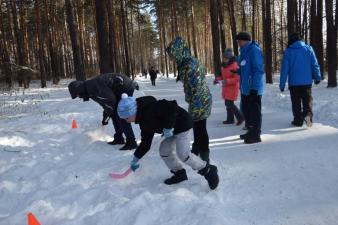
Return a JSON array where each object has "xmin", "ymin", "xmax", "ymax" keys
[
  {"xmin": 149, "ymin": 66, "xmax": 157, "ymax": 86},
  {"xmin": 117, "ymin": 94, "xmax": 219, "ymax": 190},
  {"xmin": 68, "ymin": 73, "xmax": 139, "ymax": 150}
]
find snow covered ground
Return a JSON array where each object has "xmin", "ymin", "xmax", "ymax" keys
[{"xmin": 1, "ymin": 74, "xmax": 338, "ymax": 225}]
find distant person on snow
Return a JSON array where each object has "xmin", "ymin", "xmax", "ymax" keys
[
  {"xmin": 68, "ymin": 73, "xmax": 139, "ymax": 150},
  {"xmin": 280, "ymin": 32, "xmax": 321, "ymax": 127},
  {"xmin": 166, "ymin": 36, "xmax": 212, "ymax": 163},
  {"xmin": 117, "ymin": 94, "xmax": 219, "ymax": 190},
  {"xmin": 149, "ymin": 66, "xmax": 157, "ymax": 86},
  {"xmin": 215, "ymin": 48, "xmax": 244, "ymax": 125}
]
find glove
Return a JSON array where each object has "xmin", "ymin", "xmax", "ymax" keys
[
  {"xmin": 213, "ymin": 80, "xmax": 219, "ymax": 85},
  {"xmin": 163, "ymin": 128, "xmax": 174, "ymax": 138},
  {"xmin": 314, "ymin": 80, "xmax": 320, "ymax": 85},
  {"xmin": 250, "ymin": 89, "xmax": 258, "ymax": 96},
  {"xmin": 130, "ymin": 156, "xmax": 140, "ymax": 171},
  {"xmin": 280, "ymin": 88, "xmax": 284, "ymax": 92},
  {"xmin": 102, "ymin": 114, "xmax": 110, "ymax": 126}
]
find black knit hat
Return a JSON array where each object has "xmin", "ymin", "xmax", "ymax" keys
[
  {"xmin": 236, "ymin": 32, "xmax": 251, "ymax": 41},
  {"xmin": 288, "ymin": 32, "xmax": 301, "ymax": 46}
]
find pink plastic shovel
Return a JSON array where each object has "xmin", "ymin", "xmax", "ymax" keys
[{"xmin": 109, "ymin": 167, "xmax": 133, "ymax": 179}]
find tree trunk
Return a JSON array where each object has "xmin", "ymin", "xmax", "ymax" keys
[
  {"xmin": 35, "ymin": 1, "xmax": 47, "ymax": 88},
  {"xmin": 263, "ymin": 0, "xmax": 273, "ymax": 83},
  {"xmin": 191, "ymin": 0, "xmax": 198, "ymax": 58},
  {"xmin": 218, "ymin": 0, "xmax": 226, "ymax": 54},
  {"xmin": 210, "ymin": 0, "xmax": 221, "ymax": 76},
  {"xmin": 120, "ymin": 0, "xmax": 130, "ymax": 76},
  {"xmin": 65, "ymin": 0, "xmax": 85, "ymax": 80},
  {"xmin": 325, "ymin": 0, "xmax": 337, "ymax": 87},
  {"xmin": 94, "ymin": 0, "xmax": 113, "ymax": 74},
  {"xmin": 241, "ymin": 0, "xmax": 247, "ymax": 31},
  {"xmin": 287, "ymin": 0, "xmax": 296, "ymax": 36},
  {"xmin": 316, "ymin": 0, "xmax": 324, "ymax": 79},
  {"xmin": 252, "ymin": 0, "xmax": 256, "ymax": 40},
  {"xmin": 227, "ymin": 0, "xmax": 238, "ymax": 55}
]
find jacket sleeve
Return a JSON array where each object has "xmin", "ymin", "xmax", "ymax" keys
[
  {"xmin": 309, "ymin": 46, "xmax": 321, "ymax": 81},
  {"xmin": 97, "ymin": 87, "xmax": 117, "ymax": 116},
  {"xmin": 156, "ymin": 100, "xmax": 178, "ymax": 129},
  {"xmin": 133, "ymin": 130, "xmax": 154, "ymax": 159},
  {"xmin": 280, "ymin": 50, "xmax": 289, "ymax": 90},
  {"xmin": 250, "ymin": 47, "xmax": 265, "ymax": 90},
  {"xmin": 226, "ymin": 64, "xmax": 240, "ymax": 85}
]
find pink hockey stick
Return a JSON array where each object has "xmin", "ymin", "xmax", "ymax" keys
[{"xmin": 109, "ymin": 167, "xmax": 133, "ymax": 179}]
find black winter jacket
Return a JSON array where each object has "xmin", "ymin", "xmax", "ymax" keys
[
  {"xmin": 133, "ymin": 96, "xmax": 193, "ymax": 159},
  {"xmin": 68, "ymin": 73, "xmax": 135, "ymax": 116}
]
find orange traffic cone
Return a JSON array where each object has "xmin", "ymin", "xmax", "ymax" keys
[
  {"xmin": 71, "ymin": 119, "xmax": 78, "ymax": 129},
  {"xmin": 27, "ymin": 213, "xmax": 41, "ymax": 225}
]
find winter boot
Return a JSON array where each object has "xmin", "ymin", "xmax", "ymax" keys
[
  {"xmin": 304, "ymin": 115, "xmax": 312, "ymax": 127},
  {"xmin": 236, "ymin": 118, "xmax": 244, "ymax": 126},
  {"xmin": 198, "ymin": 164, "xmax": 219, "ymax": 190},
  {"xmin": 239, "ymin": 132, "xmax": 250, "ymax": 140},
  {"xmin": 164, "ymin": 169, "xmax": 188, "ymax": 185},
  {"xmin": 119, "ymin": 139, "xmax": 137, "ymax": 150},
  {"xmin": 244, "ymin": 130, "xmax": 262, "ymax": 144},
  {"xmin": 222, "ymin": 120, "xmax": 234, "ymax": 124},
  {"xmin": 291, "ymin": 120, "xmax": 303, "ymax": 127},
  {"xmin": 244, "ymin": 136, "xmax": 262, "ymax": 144},
  {"xmin": 107, "ymin": 139, "xmax": 125, "ymax": 145}
]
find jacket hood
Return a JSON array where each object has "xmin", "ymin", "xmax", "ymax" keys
[
  {"xmin": 68, "ymin": 81, "xmax": 89, "ymax": 101},
  {"xmin": 135, "ymin": 96, "xmax": 157, "ymax": 122},
  {"xmin": 166, "ymin": 37, "xmax": 191, "ymax": 65},
  {"xmin": 288, "ymin": 40, "xmax": 306, "ymax": 49}
]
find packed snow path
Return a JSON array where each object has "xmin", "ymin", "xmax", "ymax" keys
[{"xmin": 1, "ymin": 76, "xmax": 338, "ymax": 225}]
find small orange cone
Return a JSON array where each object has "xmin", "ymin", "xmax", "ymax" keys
[
  {"xmin": 27, "ymin": 213, "xmax": 41, "ymax": 225},
  {"xmin": 71, "ymin": 119, "xmax": 78, "ymax": 129}
]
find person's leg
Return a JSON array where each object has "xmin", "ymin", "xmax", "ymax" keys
[
  {"xmin": 192, "ymin": 119, "xmax": 210, "ymax": 163},
  {"xmin": 233, "ymin": 102, "xmax": 244, "ymax": 125},
  {"xmin": 110, "ymin": 112, "xmax": 124, "ymax": 143},
  {"xmin": 301, "ymin": 86, "xmax": 313, "ymax": 126},
  {"xmin": 290, "ymin": 87, "xmax": 303, "ymax": 126},
  {"xmin": 175, "ymin": 131, "xmax": 206, "ymax": 171},
  {"xmin": 239, "ymin": 95, "xmax": 251, "ymax": 139},
  {"xmin": 159, "ymin": 136, "xmax": 187, "ymax": 184},
  {"xmin": 224, "ymin": 100, "xmax": 235, "ymax": 123},
  {"xmin": 244, "ymin": 94, "xmax": 262, "ymax": 144}
]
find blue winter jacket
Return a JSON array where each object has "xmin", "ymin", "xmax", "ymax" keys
[
  {"xmin": 238, "ymin": 41, "xmax": 265, "ymax": 96},
  {"xmin": 280, "ymin": 41, "xmax": 321, "ymax": 90}
]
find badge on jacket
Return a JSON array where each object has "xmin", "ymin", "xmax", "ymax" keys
[{"xmin": 240, "ymin": 60, "xmax": 246, "ymax": 66}]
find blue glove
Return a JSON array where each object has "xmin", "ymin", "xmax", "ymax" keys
[
  {"xmin": 163, "ymin": 128, "xmax": 174, "ymax": 138},
  {"xmin": 130, "ymin": 156, "xmax": 140, "ymax": 171}
]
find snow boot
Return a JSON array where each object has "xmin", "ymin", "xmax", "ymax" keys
[
  {"xmin": 244, "ymin": 136, "xmax": 262, "ymax": 144},
  {"xmin": 222, "ymin": 120, "xmax": 234, "ymax": 124},
  {"xmin": 164, "ymin": 169, "xmax": 188, "ymax": 185},
  {"xmin": 291, "ymin": 120, "xmax": 303, "ymax": 127},
  {"xmin": 198, "ymin": 164, "xmax": 219, "ymax": 190},
  {"xmin": 304, "ymin": 116, "xmax": 312, "ymax": 127},
  {"xmin": 119, "ymin": 139, "xmax": 137, "ymax": 150},
  {"xmin": 107, "ymin": 139, "xmax": 125, "ymax": 145},
  {"xmin": 239, "ymin": 132, "xmax": 250, "ymax": 140}
]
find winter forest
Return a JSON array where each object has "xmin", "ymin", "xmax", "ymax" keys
[
  {"xmin": 0, "ymin": 0, "xmax": 337, "ymax": 88},
  {"xmin": 1, "ymin": 0, "xmax": 338, "ymax": 225}
]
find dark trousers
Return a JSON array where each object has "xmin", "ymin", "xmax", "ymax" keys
[
  {"xmin": 225, "ymin": 100, "xmax": 243, "ymax": 122},
  {"xmin": 151, "ymin": 79, "xmax": 156, "ymax": 86},
  {"xmin": 191, "ymin": 119, "xmax": 210, "ymax": 162},
  {"xmin": 289, "ymin": 86, "xmax": 313, "ymax": 123},
  {"xmin": 241, "ymin": 94, "xmax": 262, "ymax": 136},
  {"xmin": 112, "ymin": 88, "xmax": 135, "ymax": 141}
]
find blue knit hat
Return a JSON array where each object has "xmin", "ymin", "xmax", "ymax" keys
[{"xmin": 117, "ymin": 93, "xmax": 137, "ymax": 119}]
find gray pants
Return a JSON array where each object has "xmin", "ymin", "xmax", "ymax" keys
[{"xmin": 159, "ymin": 130, "xmax": 206, "ymax": 172}]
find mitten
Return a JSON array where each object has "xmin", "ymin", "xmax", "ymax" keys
[{"xmin": 130, "ymin": 156, "xmax": 140, "ymax": 172}]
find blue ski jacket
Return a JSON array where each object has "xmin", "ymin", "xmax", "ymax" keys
[
  {"xmin": 280, "ymin": 41, "xmax": 321, "ymax": 90},
  {"xmin": 237, "ymin": 41, "xmax": 265, "ymax": 96}
]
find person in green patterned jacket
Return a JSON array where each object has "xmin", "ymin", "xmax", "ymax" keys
[{"xmin": 166, "ymin": 36, "xmax": 212, "ymax": 163}]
